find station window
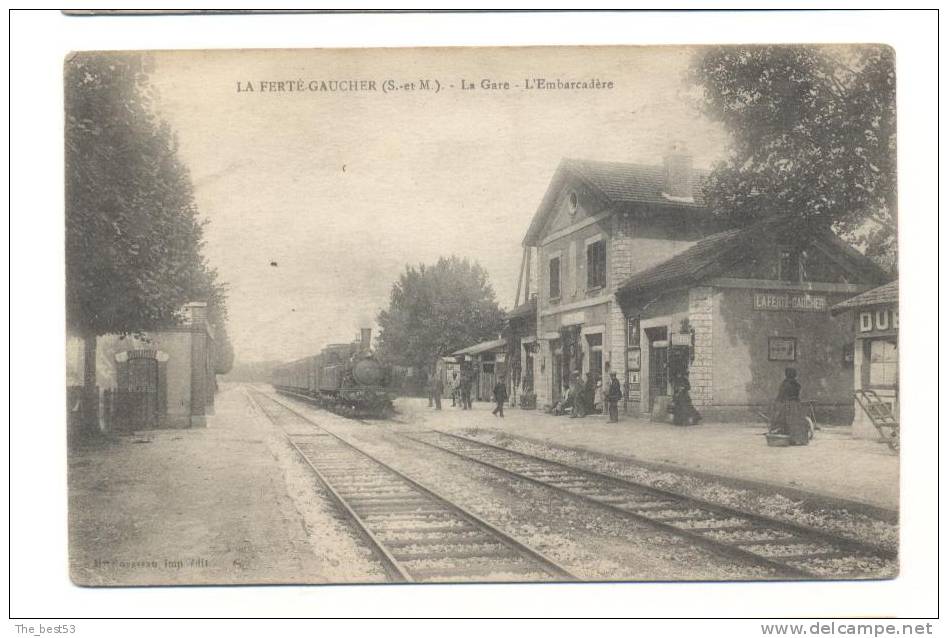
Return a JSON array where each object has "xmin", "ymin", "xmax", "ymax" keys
[
  {"xmin": 778, "ymin": 247, "xmax": 807, "ymax": 282},
  {"xmin": 549, "ymin": 256, "xmax": 561, "ymax": 299},
  {"xmin": 868, "ymin": 339, "xmax": 898, "ymax": 387},
  {"xmin": 587, "ymin": 240, "xmax": 606, "ymax": 289}
]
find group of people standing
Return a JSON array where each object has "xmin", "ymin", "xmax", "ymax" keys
[
  {"xmin": 427, "ymin": 370, "xmax": 473, "ymax": 411},
  {"xmin": 424, "ymin": 361, "xmax": 811, "ymax": 449},
  {"xmin": 553, "ymin": 371, "xmax": 624, "ymax": 422}
]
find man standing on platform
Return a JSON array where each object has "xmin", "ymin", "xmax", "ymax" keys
[
  {"xmin": 569, "ymin": 372, "xmax": 586, "ymax": 418},
  {"xmin": 449, "ymin": 371, "xmax": 459, "ymax": 407},
  {"xmin": 606, "ymin": 371, "xmax": 623, "ymax": 423},
  {"xmin": 492, "ymin": 376, "xmax": 508, "ymax": 418},
  {"xmin": 460, "ymin": 370, "xmax": 473, "ymax": 410}
]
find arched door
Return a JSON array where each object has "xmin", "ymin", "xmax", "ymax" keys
[{"xmin": 127, "ymin": 356, "xmax": 159, "ymax": 429}]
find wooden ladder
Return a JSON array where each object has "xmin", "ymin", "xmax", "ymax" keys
[{"xmin": 854, "ymin": 389, "xmax": 899, "ymax": 451}]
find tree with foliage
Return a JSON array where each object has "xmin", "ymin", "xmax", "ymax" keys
[
  {"xmin": 376, "ymin": 256, "xmax": 505, "ymax": 373},
  {"xmin": 688, "ymin": 45, "xmax": 897, "ymax": 272},
  {"xmin": 66, "ymin": 52, "xmax": 231, "ymax": 433}
]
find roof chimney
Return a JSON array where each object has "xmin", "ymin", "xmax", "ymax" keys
[
  {"xmin": 662, "ymin": 142, "xmax": 694, "ymax": 203},
  {"xmin": 360, "ymin": 328, "xmax": 372, "ymax": 351}
]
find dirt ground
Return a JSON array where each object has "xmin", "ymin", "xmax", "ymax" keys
[{"xmin": 68, "ymin": 384, "xmax": 384, "ymax": 586}]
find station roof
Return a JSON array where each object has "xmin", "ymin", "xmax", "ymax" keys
[
  {"xmin": 830, "ymin": 280, "xmax": 898, "ymax": 314},
  {"xmin": 565, "ymin": 159, "xmax": 709, "ymax": 208},
  {"xmin": 616, "ymin": 216, "xmax": 888, "ymax": 301},
  {"xmin": 522, "ymin": 158, "xmax": 711, "ymax": 245},
  {"xmin": 452, "ymin": 338, "xmax": 507, "ymax": 356}
]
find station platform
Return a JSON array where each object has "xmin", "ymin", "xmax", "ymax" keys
[
  {"xmin": 392, "ymin": 396, "xmax": 900, "ymax": 514},
  {"xmin": 67, "ymin": 384, "xmax": 356, "ymax": 586}
]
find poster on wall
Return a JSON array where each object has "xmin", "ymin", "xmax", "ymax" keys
[
  {"xmin": 768, "ymin": 337, "xmax": 797, "ymax": 361},
  {"xmin": 627, "ymin": 347, "xmax": 641, "ymax": 371}
]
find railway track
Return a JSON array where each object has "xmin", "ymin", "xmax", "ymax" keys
[
  {"xmin": 245, "ymin": 389, "xmax": 576, "ymax": 583},
  {"xmin": 407, "ymin": 430, "xmax": 897, "ymax": 580}
]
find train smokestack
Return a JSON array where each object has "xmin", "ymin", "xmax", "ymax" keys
[{"xmin": 360, "ymin": 328, "xmax": 372, "ymax": 351}]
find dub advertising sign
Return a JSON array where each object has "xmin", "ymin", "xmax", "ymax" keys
[{"xmin": 753, "ymin": 292, "xmax": 827, "ymax": 312}]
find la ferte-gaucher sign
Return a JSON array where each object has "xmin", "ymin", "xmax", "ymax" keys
[{"xmin": 753, "ymin": 292, "xmax": 827, "ymax": 312}]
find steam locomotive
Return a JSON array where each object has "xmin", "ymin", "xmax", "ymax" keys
[{"xmin": 272, "ymin": 328, "xmax": 395, "ymax": 418}]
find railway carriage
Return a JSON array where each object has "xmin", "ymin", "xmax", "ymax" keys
[{"xmin": 272, "ymin": 328, "xmax": 395, "ymax": 417}]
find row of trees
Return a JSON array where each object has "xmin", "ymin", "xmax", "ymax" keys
[
  {"xmin": 374, "ymin": 45, "xmax": 897, "ymax": 371},
  {"xmin": 66, "ymin": 52, "xmax": 232, "ymax": 433}
]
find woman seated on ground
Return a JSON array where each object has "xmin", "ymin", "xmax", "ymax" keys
[
  {"xmin": 553, "ymin": 385, "xmax": 573, "ymax": 416},
  {"xmin": 772, "ymin": 367, "xmax": 809, "ymax": 446},
  {"xmin": 671, "ymin": 372, "xmax": 702, "ymax": 426}
]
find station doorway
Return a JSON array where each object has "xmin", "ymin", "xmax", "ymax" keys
[{"xmin": 646, "ymin": 326, "xmax": 669, "ymax": 411}]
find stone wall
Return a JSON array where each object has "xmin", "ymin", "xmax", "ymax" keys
[
  {"xmin": 607, "ymin": 300, "xmax": 626, "ymax": 383},
  {"xmin": 688, "ymin": 286, "xmax": 714, "ymax": 406}
]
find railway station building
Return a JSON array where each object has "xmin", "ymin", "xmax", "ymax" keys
[
  {"xmin": 614, "ymin": 217, "xmax": 887, "ymax": 422},
  {"xmin": 513, "ymin": 146, "xmax": 723, "ymax": 410},
  {"xmin": 67, "ymin": 302, "xmax": 218, "ymax": 432},
  {"xmin": 511, "ymin": 145, "xmax": 888, "ymax": 422}
]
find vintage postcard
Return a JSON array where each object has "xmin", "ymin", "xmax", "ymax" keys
[{"xmin": 65, "ymin": 45, "xmax": 898, "ymax": 587}]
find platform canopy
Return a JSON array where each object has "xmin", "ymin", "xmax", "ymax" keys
[
  {"xmin": 452, "ymin": 338, "xmax": 507, "ymax": 357},
  {"xmin": 830, "ymin": 280, "xmax": 898, "ymax": 315}
]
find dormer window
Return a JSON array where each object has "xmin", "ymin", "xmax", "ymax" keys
[
  {"xmin": 568, "ymin": 192, "xmax": 578, "ymax": 215},
  {"xmin": 778, "ymin": 247, "xmax": 807, "ymax": 282}
]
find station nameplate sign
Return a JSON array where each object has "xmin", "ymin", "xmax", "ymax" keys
[
  {"xmin": 560, "ymin": 311, "xmax": 586, "ymax": 326},
  {"xmin": 753, "ymin": 292, "xmax": 827, "ymax": 312}
]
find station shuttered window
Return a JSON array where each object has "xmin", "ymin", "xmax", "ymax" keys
[
  {"xmin": 549, "ymin": 256, "xmax": 561, "ymax": 299},
  {"xmin": 587, "ymin": 240, "xmax": 606, "ymax": 289}
]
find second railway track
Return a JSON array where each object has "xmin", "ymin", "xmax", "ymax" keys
[
  {"xmin": 407, "ymin": 430, "xmax": 896, "ymax": 580},
  {"xmin": 246, "ymin": 389, "xmax": 575, "ymax": 583}
]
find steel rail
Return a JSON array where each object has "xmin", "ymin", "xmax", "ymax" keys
[
  {"xmin": 413, "ymin": 430, "xmax": 895, "ymax": 579},
  {"xmin": 248, "ymin": 389, "xmax": 577, "ymax": 582},
  {"xmin": 245, "ymin": 389, "xmax": 411, "ymax": 582}
]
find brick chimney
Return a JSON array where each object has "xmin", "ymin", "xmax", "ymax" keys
[
  {"xmin": 360, "ymin": 328, "xmax": 372, "ymax": 351},
  {"xmin": 662, "ymin": 142, "xmax": 694, "ymax": 202}
]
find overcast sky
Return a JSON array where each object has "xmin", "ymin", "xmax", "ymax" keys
[{"xmin": 150, "ymin": 46, "xmax": 729, "ymax": 363}]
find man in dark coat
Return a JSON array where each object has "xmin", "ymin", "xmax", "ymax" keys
[
  {"xmin": 459, "ymin": 371, "xmax": 473, "ymax": 410},
  {"xmin": 606, "ymin": 371, "xmax": 623, "ymax": 423},
  {"xmin": 492, "ymin": 377, "xmax": 508, "ymax": 417}
]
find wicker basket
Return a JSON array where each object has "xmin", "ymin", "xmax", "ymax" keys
[{"xmin": 766, "ymin": 433, "xmax": 792, "ymax": 447}]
